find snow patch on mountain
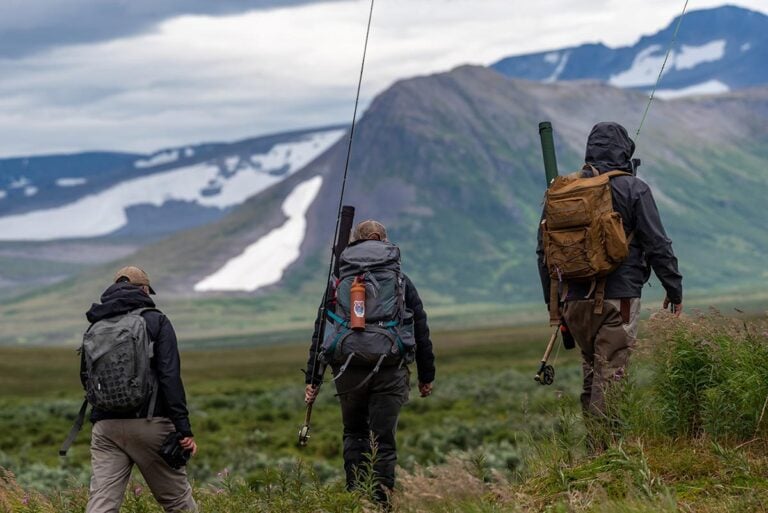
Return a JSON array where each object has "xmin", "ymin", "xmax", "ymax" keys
[
  {"xmin": 545, "ymin": 51, "xmax": 570, "ymax": 83},
  {"xmin": 609, "ymin": 40, "xmax": 727, "ymax": 88},
  {"xmin": 0, "ymin": 129, "xmax": 343, "ymax": 241},
  {"xmin": 24, "ymin": 187, "xmax": 38, "ymax": 197},
  {"xmin": 544, "ymin": 52, "xmax": 560, "ymax": 65},
  {"xmin": 674, "ymin": 40, "xmax": 726, "ymax": 70},
  {"xmin": 656, "ymin": 80, "xmax": 730, "ymax": 99},
  {"xmin": 194, "ymin": 175, "xmax": 323, "ymax": 292},
  {"xmin": 56, "ymin": 177, "xmax": 87, "ymax": 187},
  {"xmin": 134, "ymin": 150, "xmax": 180, "ymax": 169},
  {"xmin": 225, "ymin": 157, "xmax": 240, "ymax": 173},
  {"xmin": 0, "ymin": 190, "xmax": 6, "ymax": 200},
  {"xmin": 609, "ymin": 45, "xmax": 666, "ymax": 87},
  {"xmin": 9, "ymin": 177, "xmax": 31, "ymax": 189}
]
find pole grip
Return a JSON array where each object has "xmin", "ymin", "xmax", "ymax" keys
[
  {"xmin": 541, "ymin": 326, "xmax": 560, "ymax": 363},
  {"xmin": 539, "ymin": 121, "xmax": 559, "ymax": 188}
]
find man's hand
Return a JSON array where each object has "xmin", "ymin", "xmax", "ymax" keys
[
  {"xmin": 179, "ymin": 437, "xmax": 197, "ymax": 456},
  {"xmin": 305, "ymin": 384, "xmax": 320, "ymax": 405},
  {"xmin": 663, "ymin": 297, "xmax": 683, "ymax": 317},
  {"xmin": 418, "ymin": 382, "xmax": 433, "ymax": 398}
]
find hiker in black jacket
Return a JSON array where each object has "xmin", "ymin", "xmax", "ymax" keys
[
  {"xmin": 304, "ymin": 220, "xmax": 435, "ymax": 507},
  {"xmin": 536, "ymin": 122, "xmax": 683, "ymax": 446},
  {"xmin": 82, "ymin": 266, "xmax": 197, "ymax": 513}
]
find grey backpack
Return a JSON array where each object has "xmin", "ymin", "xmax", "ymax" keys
[
  {"xmin": 60, "ymin": 308, "xmax": 158, "ymax": 455},
  {"xmin": 321, "ymin": 240, "xmax": 416, "ymax": 386},
  {"xmin": 83, "ymin": 308, "xmax": 158, "ymax": 413}
]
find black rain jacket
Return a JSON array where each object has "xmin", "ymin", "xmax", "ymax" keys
[
  {"xmin": 305, "ymin": 261, "xmax": 435, "ymax": 386},
  {"xmin": 82, "ymin": 282, "xmax": 193, "ymax": 436},
  {"xmin": 537, "ymin": 122, "xmax": 683, "ymax": 304}
]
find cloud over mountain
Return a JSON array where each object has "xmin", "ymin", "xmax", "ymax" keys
[{"xmin": 0, "ymin": 0, "xmax": 338, "ymax": 58}]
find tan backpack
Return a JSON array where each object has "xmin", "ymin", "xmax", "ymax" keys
[{"xmin": 541, "ymin": 166, "xmax": 632, "ymax": 325}]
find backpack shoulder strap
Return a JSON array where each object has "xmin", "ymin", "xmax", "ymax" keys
[
  {"xmin": 129, "ymin": 307, "xmax": 161, "ymax": 421},
  {"xmin": 603, "ymin": 170, "xmax": 632, "ymax": 179},
  {"xmin": 131, "ymin": 307, "xmax": 161, "ymax": 317}
]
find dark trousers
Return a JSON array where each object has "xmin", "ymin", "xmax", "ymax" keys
[{"xmin": 333, "ymin": 364, "xmax": 409, "ymax": 491}]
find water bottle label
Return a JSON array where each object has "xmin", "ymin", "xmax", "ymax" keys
[{"xmin": 353, "ymin": 300, "xmax": 365, "ymax": 318}]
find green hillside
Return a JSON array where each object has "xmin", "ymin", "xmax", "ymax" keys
[{"xmin": 2, "ymin": 66, "xmax": 768, "ymax": 345}]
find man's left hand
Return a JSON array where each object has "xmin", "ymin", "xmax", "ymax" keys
[{"xmin": 419, "ymin": 382, "xmax": 433, "ymax": 397}]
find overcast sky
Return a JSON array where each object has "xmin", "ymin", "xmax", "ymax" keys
[{"xmin": 0, "ymin": 0, "xmax": 766, "ymax": 158}]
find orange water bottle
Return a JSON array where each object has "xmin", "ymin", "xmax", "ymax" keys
[{"xmin": 350, "ymin": 276, "xmax": 366, "ymax": 331}]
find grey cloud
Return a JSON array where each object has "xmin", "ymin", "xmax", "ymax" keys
[{"xmin": 0, "ymin": 0, "xmax": 344, "ymax": 58}]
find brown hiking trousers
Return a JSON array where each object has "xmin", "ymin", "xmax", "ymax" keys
[
  {"xmin": 86, "ymin": 418, "xmax": 197, "ymax": 513},
  {"xmin": 562, "ymin": 298, "xmax": 640, "ymax": 418}
]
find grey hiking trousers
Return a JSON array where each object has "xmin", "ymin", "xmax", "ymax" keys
[
  {"xmin": 86, "ymin": 418, "xmax": 197, "ymax": 513},
  {"xmin": 563, "ymin": 298, "xmax": 640, "ymax": 418}
]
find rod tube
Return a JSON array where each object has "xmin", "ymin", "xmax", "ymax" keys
[
  {"xmin": 334, "ymin": 205, "xmax": 356, "ymax": 276},
  {"xmin": 538, "ymin": 121, "xmax": 559, "ymax": 188}
]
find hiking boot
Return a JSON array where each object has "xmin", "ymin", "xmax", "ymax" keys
[{"xmin": 373, "ymin": 485, "xmax": 392, "ymax": 512}]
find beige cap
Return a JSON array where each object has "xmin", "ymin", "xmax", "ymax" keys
[
  {"xmin": 114, "ymin": 265, "xmax": 156, "ymax": 294},
  {"xmin": 352, "ymin": 220, "xmax": 387, "ymax": 242}
]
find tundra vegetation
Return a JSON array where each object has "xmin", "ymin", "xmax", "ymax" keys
[{"xmin": 2, "ymin": 311, "xmax": 768, "ymax": 512}]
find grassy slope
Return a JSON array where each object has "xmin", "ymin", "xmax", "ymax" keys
[{"xmin": 4, "ymin": 315, "xmax": 768, "ymax": 512}]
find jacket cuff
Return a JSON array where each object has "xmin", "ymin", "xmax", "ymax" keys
[
  {"xmin": 172, "ymin": 417, "xmax": 193, "ymax": 437},
  {"xmin": 666, "ymin": 291, "xmax": 683, "ymax": 304},
  {"xmin": 417, "ymin": 370, "xmax": 435, "ymax": 384},
  {"xmin": 305, "ymin": 375, "xmax": 323, "ymax": 386}
]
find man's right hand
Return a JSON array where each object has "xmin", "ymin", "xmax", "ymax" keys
[
  {"xmin": 305, "ymin": 384, "xmax": 320, "ymax": 405},
  {"xmin": 179, "ymin": 436, "xmax": 197, "ymax": 456},
  {"xmin": 663, "ymin": 297, "xmax": 683, "ymax": 317}
]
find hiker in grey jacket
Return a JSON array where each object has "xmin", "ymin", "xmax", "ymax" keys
[
  {"xmin": 83, "ymin": 266, "xmax": 197, "ymax": 513},
  {"xmin": 304, "ymin": 220, "xmax": 435, "ymax": 507},
  {"xmin": 536, "ymin": 122, "xmax": 683, "ymax": 444}
]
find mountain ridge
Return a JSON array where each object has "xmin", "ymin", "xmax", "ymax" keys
[{"xmin": 492, "ymin": 5, "xmax": 768, "ymax": 96}]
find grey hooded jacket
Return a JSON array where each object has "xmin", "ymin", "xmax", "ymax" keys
[{"xmin": 536, "ymin": 122, "xmax": 683, "ymax": 304}]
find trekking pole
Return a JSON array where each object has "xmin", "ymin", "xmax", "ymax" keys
[
  {"xmin": 534, "ymin": 325, "xmax": 560, "ymax": 385},
  {"xmin": 298, "ymin": 403, "xmax": 313, "ymax": 447}
]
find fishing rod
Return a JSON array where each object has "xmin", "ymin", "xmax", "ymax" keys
[
  {"xmin": 299, "ymin": 0, "xmax": 376, "ymax": 448},
  {"xmin": 635, "ymin": 0, "xmax": 690, "ymax": 147}
]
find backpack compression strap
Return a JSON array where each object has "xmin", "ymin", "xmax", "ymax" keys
[{"xmin": 334, "ymin": 353, "xmax": 387, "ymax": 397}]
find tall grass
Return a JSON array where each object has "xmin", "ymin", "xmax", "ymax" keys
[{"xmin": 640, "ymin": 310, "xmax": 768, "ymax": 440}]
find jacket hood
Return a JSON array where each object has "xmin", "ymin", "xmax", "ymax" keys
[
  {"xmin": 86, "ymin": 282, "xmax": 156, "ymax": 323},
  {"xmin": 584, "ymin": 122, "xmax": 636, "ymax": 173}
]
